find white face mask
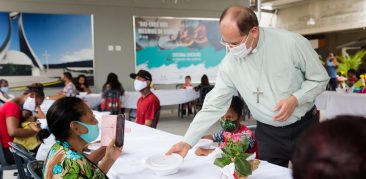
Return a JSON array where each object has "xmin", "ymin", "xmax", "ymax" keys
[
  {"xmin": 0, "ymin": 87, "xmax": 9, "ymax": 93},
  {"xmin": 134, "ymin": 79, "xmax": 147, "ymax": 92},
  {"xmin": 23, "ymin": 96, "xmax": 36, "ymax": 112},
  {"xmin": 228, "ymin": 33, "xmax": 254, "ymax": 58}
]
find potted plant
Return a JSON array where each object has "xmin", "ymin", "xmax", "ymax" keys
[
  {"xmin": 336, "ymin": 50, "xmax": 366, "ymax": 75},
  {"xmin": 214, "ymin": 132, "xmax": 259, "ymax": 179}
]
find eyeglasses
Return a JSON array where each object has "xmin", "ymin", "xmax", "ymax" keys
[{"xmin": 220, "ymin": 35, "xmax": 247, "ymax": 47}]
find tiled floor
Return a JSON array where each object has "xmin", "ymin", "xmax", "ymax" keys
[{"xmin": 2, "ymin": 110, "xmax": 257, "ymax": 179}]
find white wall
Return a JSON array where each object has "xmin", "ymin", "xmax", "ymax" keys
[{"xmin": 0, "ymin": 0, "xmax": 247, "ymax": 93}]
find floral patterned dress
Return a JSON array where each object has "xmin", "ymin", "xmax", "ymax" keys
[{"xmin": 43, "ymin": 140, "xmax": 107, "ymax": 179}]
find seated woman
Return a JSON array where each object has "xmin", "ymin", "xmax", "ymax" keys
[
  {"xmin": 101, "ymin": 73, "xmax": 125, "ymax": 114},
  {"xmin": 0, "ymin": 83, "xmax": 45, "ymax": 164},
  {"xmin": 194, "ymin": 74, "xmax": 213, "ymax": 112},
  {"xmin": 48, "ymin": 72, "xmax": 77, "ymax": 100},
  {"xmin": 0, "ymin": 79, "xmax": 11, "ymax": 104},
  {"xmin": 76, "ymin": 74, "xmax": 92, "ymax": 94},
  {"xmin": 196, "ymin": 96, "xmax": 256, "ymax": 156},
  {"xmin": 182, "ymin": 75, "xmax": 194, "ymax": 116},
  {"xmin": 42, "ymin": 97, "xmax": 122, "ymax": 178},
  {"xmin": 292, "ymin": 116, "xmax": 366, "ymax": 179}
]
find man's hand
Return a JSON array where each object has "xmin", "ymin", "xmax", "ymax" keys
[
  {"xmin": 166, "ymin": 141, "xmax": 191, "ymax": 158},
  {"xmin": 273, "ymin": 96, "xmax": 298, "ymax": 121}
]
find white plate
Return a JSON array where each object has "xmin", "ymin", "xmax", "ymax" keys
[
  {"xmin": 195, "ymin": 139, "xmax": 213, "ymax": 149},
  {"xmin": 145, "ymin": 153, "xmax": 183, "ymax": 176}
]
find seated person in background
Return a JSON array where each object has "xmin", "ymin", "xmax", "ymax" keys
[
  {"xmin": 346, "ymin": 69, "xmax": 359, "ymax": 88},
  {"xmin": 292, "ymin": 116, "xmax": 366, "ymax": 179},
  {"xmin": 76, "ymin": 74, "xmax": 92, "ymax": 94},
  {"xmin": 194, "ymin": 74, "xmax": 213, "ymax": 111},
  {"xmin": 0, "ymin": 79, "xmax": 11, "ymax": 104},
  {"xmin": 182, "ymin": 75, "xmax": 193, "ymax": 89},
  {"xmin": 13, "ymin": 109, "xmax": 42, "ymax": 153},
  {"xmin": 0, "ymin": 83, "xmax": 45, "ymax": 164},
  {"xmin": 42, "ymin": 97, "xmax": 122, "ymax": 178},
  {"xmin": 48, "ymin": 72, "xmax": 77, "ymax": 100},
  {"xmin": 101, "ymin": 73, "xmax": 125, "ymax": 114},
  {"xmin": 130, "ymin": 70, "xmax": 160, "ymax": 128},
  {"xmin": 182, "ymin": 75, "xmax": 194, "ymax": 115},
  {"xmin": 197, "ymin": 96, "xmax": 256, "ymax": 156}
]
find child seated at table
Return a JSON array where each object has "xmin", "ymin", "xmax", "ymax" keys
[
  {"xmin": 13, "ymin": 109, "xmax": 42, "ymax": 153},
  {"xmin": 196, "ymin": 96, "xmax": 256, "ymax": 156}
]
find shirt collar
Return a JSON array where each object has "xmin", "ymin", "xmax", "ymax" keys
[{"xmin": 251, "ymin": 27, "xmax": 265, "ymax": 54}]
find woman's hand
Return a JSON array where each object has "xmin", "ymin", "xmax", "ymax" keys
[
  {"xmin": 98, "ymin": 139, "xmax": 122, "ymax": 174},
  {"xmin": 105, "ymin": 138, "xmax": 122, "ymax": 161}
]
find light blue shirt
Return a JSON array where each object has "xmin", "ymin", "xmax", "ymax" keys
[{"xmin": 183, "ymin": 27, "xmax": 329, "ymax": 146}]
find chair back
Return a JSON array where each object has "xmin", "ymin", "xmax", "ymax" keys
[
  {"xmin": 101, "ymin": 89, "xmax": 122, "ymax": 115},
  {"xmin": 151, "ymin": 109, "xmax": 161, "ymax": 129},
  {"xmin": 8, "ymin": 142, "xmax": 35, "ymax": 161},
  {"xmin": 8, "ymin": 142, "xmax": 36, "ymax": 179},
  {"xmin": 27, "ymin": 160, "xmax": 44, "ymax": 179},
  {"xmin": 0, "ymin": 136, "xmax": 17, "ymax": 178}
]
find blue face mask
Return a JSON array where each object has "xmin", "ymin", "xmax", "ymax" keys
[{"xmin": 76, "ymin": 121, "xmax": 99, "ymax": 143}]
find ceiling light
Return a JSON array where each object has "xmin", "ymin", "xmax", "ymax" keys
[{"xmin": 307, "ymin": 17, "xmax": 316, "ymax": 26}]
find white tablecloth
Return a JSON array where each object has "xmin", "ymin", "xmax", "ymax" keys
[
  {"xmin": 40, "ymin": 94, "xmax": 102, "ymax": 112},
  {"xmin": 122, "ymin": 89, "xmax": 199, "ymax": 109},
  {"xmin": 40, "ymin": 89, "xmax": 199, "ymax": 112},
  {"xmin": 36, "ymin": 111, "xmax": 292, "ymax": 179},
  {"xmin": 315, "ymin": 91, "xmax": 366, "ymax": 119}
]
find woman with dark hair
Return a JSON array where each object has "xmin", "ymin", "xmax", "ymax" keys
[
  {"xmin": 102, "ymin": 73, "xmax": 125, "ymax": 95},
  {"xmin": 42, "ymin": 97, "xmax": 122, "ymax": 178},
  {"xmin": 0, "ymin": 79, "xmax": 11, "ymax": 104},
  {"xmin": 194, "ymin": 74, "xmax": 213, "ymax": 111},
  {"xmin": 101, "ymin": 73, "xmax": 125, "ymax": 113},
  {"xmin": 75, "ymin": 74, "xmax": 92, "ymax": 94},
  {"xmin": 0, "ymin": 83, "xmax": 45, "ymax": 164},
  {"xmin": 292, "ymin": 116, "xmax": 366, "ymax": 179},
  {"xmin": 49, "ymin": 72, "xmax": 77, "ymax": 100}
]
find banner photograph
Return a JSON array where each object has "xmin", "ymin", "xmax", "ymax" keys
[
  {"xmin": 134, "ymin": 16, "xmax": 225, "ymax": 84},
  {"xmin": 0, "ymin": 12, "xmax": 94, "ymax": 88}
]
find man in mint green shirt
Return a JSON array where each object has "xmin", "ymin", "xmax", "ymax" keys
[{"xmin": 167, "ymin": 6, "xmax": 329, "ymax": 167}]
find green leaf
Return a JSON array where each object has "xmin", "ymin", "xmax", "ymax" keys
[
  {"xmin": 234, "ymin": 157, "xmax": 252, "ymax": 176},
  {"xmin": 337, "ymin": 50, "xmax": 366, "ymax": 74},
  {"xmin": 214, "ymin": 157, "xmax": 231, "ymax": 168}
]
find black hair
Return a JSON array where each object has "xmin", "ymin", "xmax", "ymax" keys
[
  {"xmin": 201, "ymin": 74, "xmax": 209, "ymax": 86},
  {"xmin": 23, "ymin": 83, "xmax": 45, "ymax": 101},
  {"xmin": 230, "ymin": 96, "xmax": 244, "ymax": 117},
  {"xmin": 185, "ymin": 75, "xmax": 191, "ymax": 80},
  {"xmin": 63, "ymin": 72, "xmax": 73, "ymax": 81},
  {"xmin": 21, "ymin": 109, "xmax": 33, "ymax": 123},
  {"xmin": 292, "ymin": 116, "xmax": 366, "ymax": 179},
  {"xmin": 75, "ymin": 74, "xmax": 89, "ymax": 92},
  {"xmin": 41, "ymin": 97, "xmax": 86, "ymax": 142},
  {"xmin": 220, "ymin": 6, "xmax": 259, "ymax": 36},
  {"xmin": 102, "ymin": 73, "xmax": 125, "ymax": 95},
  {"xmin": 37, "ymin": 129, "xmax": 51, "ymax": 143},
  {"xmin": 0, "ymin": 79, "xmax": 8, "ymax": 86}
]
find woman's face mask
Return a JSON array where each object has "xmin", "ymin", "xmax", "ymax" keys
[
  {"xmin": 220, "ymin": 118, "xmax": 238, "ymax": 132},
  {"xmin": 23, "ymin": 96, "xmax": 36, "ymax": 112},
  {"xmin": 0, "ymin": 87, "xmax": 9, "ymax": 93},
  {"xmin": 76, "ymin": 121, "xmax": 99, "ymax": 143}
]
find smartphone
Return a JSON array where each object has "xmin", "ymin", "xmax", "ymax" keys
[{"xmin": 115, "ymin": 114, "xmax": 125, "ymax": 147}]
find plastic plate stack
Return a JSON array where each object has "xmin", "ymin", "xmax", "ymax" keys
[{"xmin": 145, "ymin": 153, "xmax": 184, "ymax": 176}]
